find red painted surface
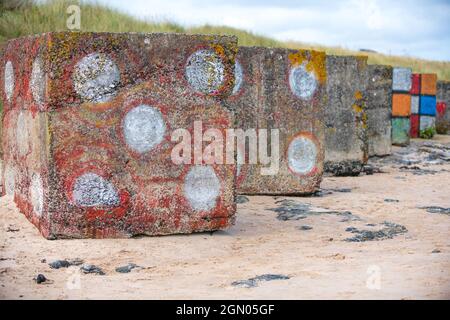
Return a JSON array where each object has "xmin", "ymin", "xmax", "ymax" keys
[
  {"xmin": 410, "ymin": 114, "xmax": 420, "ymax": 138},
  {"xmin": 1, "ymin": 32, "xmax": 238, "ymax": 239},
  {"xmin": 437, "ymin": 102, "xmax": 446, "ymax": 117},
  {"xmin": 410, "ymin": 74, "xmax": 421, "ymax": 95}
]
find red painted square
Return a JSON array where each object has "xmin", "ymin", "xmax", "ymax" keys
[
  {"xmin": 437, "ymin": 102, "xmax": 446, "ymax": 117},
  {"xmin": 410, "ymin": 74, "xmax": 421, "ymax": 95},
  {"xmin": 410, "ymin": 114, "xmax": 420, "ymax": 138}
]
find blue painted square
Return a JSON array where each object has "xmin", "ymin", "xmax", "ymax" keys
[{"xmin": 420, "ymin": 95, "xmax": 436, "ymax": 116}]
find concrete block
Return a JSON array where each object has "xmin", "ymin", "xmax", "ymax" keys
[
  {"xmin": 420, "ymin": 74, "xmax": 437, "ymax": 96},
  {"xmin": 410, "ymin": 114, "xmax": 420, "ymax": 138},
  {"xmin": 0, "ymin": 32, "xmax": 238, "ymax": 238},
  {"xmin": 324, "ymin": 55, "xmax": 368, "ymax": 176},
  {"xmin": 392, "ymin": 93, "xmax": 411, "ymax": 117},
  {"xmin": 420, "ymin": 115, "xmax": 435, "ymax": 131},
  {"xmin": 366, "ymin": 64, "xmax": 392, "ymax": 157},
  {"xmin": 411, "ymin": 95, "xmax": 420, "ymax": 114},
  {"xmin": 436, "ymin": 102, "xmax": 448, "ymax": 133},
  {"xmin": 410, "ymin": 74, "xmax": 421, "ymax": 95},
  {"xmin": 420, "ymin": 95, "xmax": 436, "ymax": 116},
  {"xmin": 391, "ymin": 117, "xmax": 410, "ymax": 146},
  {"xmin": 436, "ymin": 81, "xmax": 450, "ymax": 133},
  {"xmin": 392, "ymin": 67, "xmax": 412, "ymax": 92},
  {"xmin": 228, "ymin": 47, "xmax": 326, "ymax": 194}
]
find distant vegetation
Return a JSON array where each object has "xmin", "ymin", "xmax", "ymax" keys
[{"xmin": 1, "ymin": 0, "xmax": 449, "ymax": 77}]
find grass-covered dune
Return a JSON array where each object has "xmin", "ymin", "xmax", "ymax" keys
[{"xmin": 1, "ymin": 0, "xmax": 449, "ymax": 79}]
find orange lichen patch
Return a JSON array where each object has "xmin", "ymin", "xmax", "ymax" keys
[
  {"xmin": 288, "ymin": 50, "xmax": 327, "ymax": 84},
  {"xmin": 354, "ymin": 91, "xmax": 363, "ymax": 100},
  {"xmin": 392, "ymin": 93, "xmax": 411, "ymax": 116},
  {"xmin": 420, "ymin": 73, "xmax": 437, "ymax": 95},
  {"xmin": 352, "ymin": 104, "xmax": 363, "ymax": 113}
]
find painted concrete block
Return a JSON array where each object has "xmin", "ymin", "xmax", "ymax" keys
[
  {"xmin": 410, "ymin": 74, "xmax": 421, "ymax": 95},
  {"xmin": 411, "ymin": 95, "xmax": 420, "ymax": 114},
  {"xmin": 410, "ymin": 114, "xmax": 420, "ymax": 138},
  {"xmin": 392, "ymin": 67, "xmax": 412, "ymax": 92},
  {"xmin": 392, "ymin": 93, "xmax": 411, "ymax": 116},
  {"xmin": 391, "ymin": 117, "xmax": 410, "ymax": 146},
  {"xmin": 324, "ymin": 55, "xmax": 368, "ymax": 176},
  {"xmin": 0, "ymin": 32, "xmax": 238, "ymax": 238},
  {"xmin": 436, "ymin": 102, "xmax": 448, "ymax": 133},
  {"xmin": 366, "ymin": 64, "xmax": 392, "ymax": 157},
  {"xmin": 436, "ymin": 81, "xmax": 450, "ymax": 134},
  {"xmin": 420, "ymin": 74, "xmax": 437, "ymax": 96},
  {"xmin": 420, "ymin": 95, "xmax": 436, "ymax": 116},
  {"xmin": 228, "ymin": 47, "xmax": 326, "ymax": 194},
  {"xmin": 420, "ymin": 115, "xmax": 435, "ymax": 131}
]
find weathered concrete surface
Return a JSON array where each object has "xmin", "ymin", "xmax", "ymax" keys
[
  {"xmin": 324, "ymin": 55, "xmax": 368, "ymax": 176},
  {"xmin": 366, "ymin": 64, "xmax": 392, "ymax": 157},
  {"xmin": 436, "ymin": 80, "xmax": 450, "ymax": 134},
  {"xmin": 0, "ymin": 32, "xmax": 238, "ymax": 239},
  {"xmin": 392, "ymin": 117, "xmax": 410, "ymax": 146},
  {"xmin": 227, "ymin": 47, "xmax": 326, "ymax": 194}
]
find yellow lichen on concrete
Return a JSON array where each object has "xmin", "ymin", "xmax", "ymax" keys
[{"xmin": 288, "ymin": 50, "xmax": 327, "ymax": 84}]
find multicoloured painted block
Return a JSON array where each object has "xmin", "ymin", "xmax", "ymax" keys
[
  {"xmin": 391, "ymin": 117, "xmax": 410, "ymax": 146},
  {"xmin": 0, "ymin": 32, "xmax": 238, "ymax": 239},
  {"xmin": 366, "ymin": 64, "xmax": 392, "ymax": 157},
  {"xmin": 325, "ymin": 55, "xmax": 368, "ymax": 176},
  {"xmin": 392, "ymin": 67, "xmax": 412, "ymax": 92},
  {"xmin": 227, "ymin": 47, "xmax": 326, "ymax": 195},
  {"xmin": 391, "ymin": 67, "xmax": 412, "ymax": 145},
  {"xmin": 392, "ymin": 93, "xmax": 411, "ymax": 117}
]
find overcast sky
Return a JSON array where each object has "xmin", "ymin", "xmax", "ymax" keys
[{"xmin": 91, "ymin": 0, "xmax": 450, "ymax": 61}]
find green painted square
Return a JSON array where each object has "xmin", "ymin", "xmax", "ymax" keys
[{"xmin": 392, "ymin": 117, "xmax": 410, "ymax": 146}]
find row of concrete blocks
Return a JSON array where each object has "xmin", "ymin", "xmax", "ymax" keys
[
  {"xmin": 0, "ymin": 32, "xmax": 442, "ymax": 238},
  {"xmin": 391, "ymin": 68, "xmax": 441, "ymax": 145}
]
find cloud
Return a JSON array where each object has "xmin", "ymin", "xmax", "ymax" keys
[{"xmin": 93, "ymin": 0, "xmax": 450, "ymax": 60}]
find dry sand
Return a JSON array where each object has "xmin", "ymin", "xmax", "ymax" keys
[{"xmin": 0, "ymin": 137, "xmax": 449, "ymax": 300}]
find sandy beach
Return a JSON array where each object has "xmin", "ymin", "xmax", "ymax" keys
[{"xmin": 0, "ymin": 136, "xmax": 449, "ymax": 300}]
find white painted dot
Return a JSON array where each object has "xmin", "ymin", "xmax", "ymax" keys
[
  {"xmin": 185, "ymin": 50, "xmax": 225, "ymax": 94},
  {"xmin": 73, "ymin": 53, "xmax": 120, "ymax": 103},
  {"xmin": 287, "ymin": 136, "xmax": 318, "ymax": 175},
  {"xmin": 4, "ymin": 165, "xmax": 16, "ymax": 196},
  {"xmin": 123, "ymin": 104, "xmax": 166, "ymax": 154},
  {"xmin": 30, "ymin": 57, "xmax": 46, "ymax": 107},
  {"xmin": 184, "ymin": 166, "xmax": 220, "ymax": 212},
  {"xmin": 232, "ymin": 60, "xmax": 243, "ymax": 95},
  {"xmin": 4, "ymin": 61, "xmax": 14, "ymax": 102},
  {"xmin": 30, "ymin": 173, "xmax": 44, "ymax": 216},
  {"xmin": 289, "ymin": 64, "xmax": 317, "ymax": 100},
  {"xmin": 72, "ymin": 172, "xmax": 119, "ymax": 207},
  {"xmin": 16, "ymin": 111, "xmax": 29, "ymax": 156}
]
